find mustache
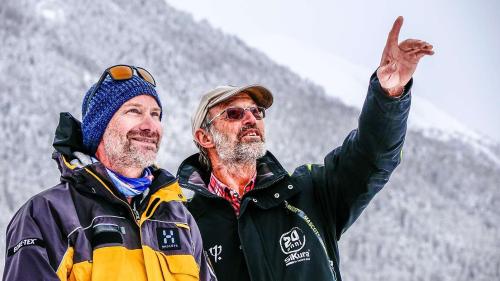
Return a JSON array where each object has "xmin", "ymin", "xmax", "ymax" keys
[
  {"xmin": 237, "ymin": 124, "xmax": 263, "ymax": 140},
  {"xmin": 127, "ymin": 129, "xmax": 161, "ymax": 144}
]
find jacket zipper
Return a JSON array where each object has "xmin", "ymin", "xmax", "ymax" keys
[
  {"xmin": 84, "ymin": 167, "xmax": 188, "ymax": 277},
  {"xmin": 84, "ymin": 167, "xmax": 178, "ymax": 226},
  {"xmin": 284, "ymin": 200, "xmax": 337, "ymax": 281},
  {"xmin": 84, "ymin": 167, "xmax": 147, "ymax": 226},
  {"xmin": 184, "ymin": 173, "xmax": 289, "ymax": 280},
  {"xmin": 237, "ymin": 224, "xmax": 257, "ymax": 281},
  {"xmin": 132, "ymin": 200, "xmax": 141, "ymax": 221},
  {"xmin": 235, "ymin": 175, "xmax": 287, "ymax": 281}
]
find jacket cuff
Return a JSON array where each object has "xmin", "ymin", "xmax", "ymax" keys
[
  {"xmin": 370, "ymin": 71, "xmax": 413, "ymax": 100},
  {"xmin": 368, "ymin": 71, "xmax": 412, "ymax": 117}
]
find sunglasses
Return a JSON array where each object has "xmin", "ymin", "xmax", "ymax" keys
[
  {"xmin": 83, "ymin": 65, "xmax": 156, "ymax": 115},
  {"xmin": 208, "ymin": 106, "xmax": 266, "ymax": 125}
]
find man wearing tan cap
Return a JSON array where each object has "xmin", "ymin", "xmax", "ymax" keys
[{"xmin": 177, "ymin": 17, "xmax": 434, "ymax": 281}]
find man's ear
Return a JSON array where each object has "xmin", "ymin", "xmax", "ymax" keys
[{"xmin": 194, "ymin": 128, "xmax": 215, "ymax": 149}]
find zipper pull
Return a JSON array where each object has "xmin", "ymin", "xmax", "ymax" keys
[
  {"xmin": 132, "ymin": 200, "xmax": 140, "ymax": 221},
  {"xmin": 133, "ymin": 208, "xmax": 140, "ymax": 221},
  {"xmin": 330, "ymin": 260, "xmax": 337, "ymax": 280}
]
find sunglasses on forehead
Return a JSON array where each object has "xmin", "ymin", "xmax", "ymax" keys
[
  {"xmin": 83, "ymin": 65, "xmax": 156, "ymax": 114},
  {"xmin": 207, "ymin": 106, "xmax": 266, "ymax": 125}
]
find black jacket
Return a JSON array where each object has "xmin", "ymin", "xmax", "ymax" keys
[{"xmin": 177, "ymin": 73, "xmax": 412, "ymax": 281}]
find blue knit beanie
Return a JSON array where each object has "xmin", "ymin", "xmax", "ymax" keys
[{"xmin": 81, "ymin": 75, "xmax": 162, "ymax": 155}]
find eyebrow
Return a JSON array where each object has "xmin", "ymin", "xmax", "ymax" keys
[{"xmin": 123, "ymin": 103, "xmax": 161, "ymax": 111}]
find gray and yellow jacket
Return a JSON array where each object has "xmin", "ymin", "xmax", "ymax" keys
[
  {"xmin": 3, "ymin": 113, "xmax": 216, "ymax": 281},
  {"xmin": 177, "ymin": 73, "xmax": 412, "ymax": 281}
]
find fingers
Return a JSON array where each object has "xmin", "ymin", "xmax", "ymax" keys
[
  {"xmin": 399, "ymin": 39, "xmax": 434, "ymax": 59},
  {"xmin": 408, "ymin": 48, "xmax": 435, "ymax": 56},
  {"xmin": 386, "ymin": 16, "xmax": 404, "ymax": 47},
  {"xmin": 415, "ymin": 50, "xmax": 435, "ymax": 60},
  {"xmin": 400, "ymin": 39, "xmax": 433, "ymax": 50}
]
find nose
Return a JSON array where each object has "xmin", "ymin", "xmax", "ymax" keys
[
  {"xmin": 138, "ymin": 114, "xmax": 158, "ymax": 132},
  {"xmin": 241, "ymin": 109, "xmax": 257, "ymax": 125}
]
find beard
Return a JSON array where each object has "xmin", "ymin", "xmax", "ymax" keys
[
  {"xmin": 209, "ymin": 124, "xmax": 266, "ymax": 166},
  {"xmin": 102, "ymin": 126, "xmax": 161, "ymax": 170}
]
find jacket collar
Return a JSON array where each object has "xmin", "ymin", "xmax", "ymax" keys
[
  {"xmin": 177, "ymin": 152, "xmax": 304, "ymax": 214},
  {"xmin": 177, "ymin": 151, "xmax": 290, "ymax": 195}
]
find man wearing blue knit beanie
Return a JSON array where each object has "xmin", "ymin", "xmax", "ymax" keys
[{"xmin": 4, "ymin": 65, "xmax": 217, "ymax": 281}]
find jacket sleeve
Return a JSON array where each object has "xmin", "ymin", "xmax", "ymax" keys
[
  {"xmin": 308, "ymin": 71, "xmax": 411, "ymax": 240},
  {"xmin": 3, "ymin": 198, "xmax": 68, "ymax": 281}
]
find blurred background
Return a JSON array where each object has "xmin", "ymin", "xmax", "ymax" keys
[
  {"xmin": 1, "ymin": 0, "xmax": 499, "ymax": 280},
  {"xmin": 169, "ymin": 0, "xmax": 500, "ymax": 143}
]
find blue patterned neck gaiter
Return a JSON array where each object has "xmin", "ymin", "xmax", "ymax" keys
[{"xmin": 106, "ymin": 167, "xmax": 154, "ymax": 199}]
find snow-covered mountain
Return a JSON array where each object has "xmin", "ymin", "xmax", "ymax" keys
[
  {"xmin": 262, "ymin": 39, "xmax": 500, "ymax": 158},
  {"xmin": 1, "ymin": 0, "xmax": 498, "ymax": 280},
  {"xmin": 297, "ymin": 50, "xmax": 500, "ymax": 166}
]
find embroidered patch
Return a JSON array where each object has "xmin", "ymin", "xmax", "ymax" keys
[
  {"xmin": 157, "ymin": 228, "xmax": 181, "ymax": 250},
  {"xmin": 7, "ymin": 238, "xmax": 45, "ymax": 257}
]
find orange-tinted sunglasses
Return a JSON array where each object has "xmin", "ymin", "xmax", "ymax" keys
[{"xmin": 83, "ymin": 65, "xmax": 156, "ymax": 114}]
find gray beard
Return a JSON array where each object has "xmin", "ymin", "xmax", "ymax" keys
[
  {"xmin": 210, "ymin": 125, "xmax": 266, "ymax": 167},
  {"xmin": 102, "ymin": 127, "xmax": 159, "ymax": 170}
]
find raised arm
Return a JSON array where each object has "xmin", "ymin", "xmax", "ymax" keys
[{"xmin": 303, "ymin": 16, "xmax": 434, "ymax": 239}]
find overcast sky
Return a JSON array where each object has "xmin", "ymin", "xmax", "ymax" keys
[{"xmin": 167, "ymin": 0, "xmax": 500, "ymax": 142}]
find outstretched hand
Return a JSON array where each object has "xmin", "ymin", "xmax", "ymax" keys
[{"xmin": 377, "ymin": 16, "xmax": 434, "ymax": 97}]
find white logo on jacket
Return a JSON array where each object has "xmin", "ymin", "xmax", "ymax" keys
[
  {"xmin": 279, "ymin": 227, "xmax": 311, "ymax": 266},
  {"xmin": 209, "ymin": 244, "xmax": 222, "ymax": 263},
  {"xmin": 280, "ymin": 227, "xmax": 306, "ymax": 254}
]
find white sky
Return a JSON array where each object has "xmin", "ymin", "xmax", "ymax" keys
[{"xmin": 167, "ymin": 0, "xmax": 500, "ymax": 142}]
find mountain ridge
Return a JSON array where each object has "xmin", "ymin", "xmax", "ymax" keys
[{"xmin": 0, "ymin": 0, "xmax": 498, "ymax": 280}]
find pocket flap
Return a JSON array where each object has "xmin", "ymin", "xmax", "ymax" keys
[{"xmin": 165, "ymin": 254, "xmax": 200, "ymax": 278}]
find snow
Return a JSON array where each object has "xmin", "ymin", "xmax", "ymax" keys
[
  {"xmin": 247, "ymin": 33, "xmax": 500, "ymax": 165},
  {"xmin": 35, "ymin": 0, "xmax": 66, "ymax": 23},
  {"xmin": 2, "ymin": 1, "xmax": 499, "ymax": 279}
]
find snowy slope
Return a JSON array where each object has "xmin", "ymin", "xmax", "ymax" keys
[
  {"xmin": 255, "ymin": 36, "xmax": 483, "ymax": 135},
  {"xmin": 1, "ymin": 1, "xmax": 499, "ymax": 280},
  {"xmin": 254, "ymin": 37, "xmax": 500, "ymax": 165}
]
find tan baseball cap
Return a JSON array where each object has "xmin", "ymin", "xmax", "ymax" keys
[{"xmin": 191, "ymin": 84, "xmax": 274, "ymax": 136}]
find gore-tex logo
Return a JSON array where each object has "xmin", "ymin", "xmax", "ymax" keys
[
  {"xmin": 7, "ymin": 238, "xmax": 45, "ymax": 257},
  {"xmin": 280, "ymin": 227, "xmax": 306, "ymax": 254}
]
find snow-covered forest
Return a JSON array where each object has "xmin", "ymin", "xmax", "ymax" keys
[{"xmin": 0, "ymin": 0, "xmax": 499, "ymax": 280}]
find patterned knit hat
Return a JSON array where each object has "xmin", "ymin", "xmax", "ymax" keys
[{"xmin": 81, "ymin": 75, "xmax": 162, "ymax": 155}]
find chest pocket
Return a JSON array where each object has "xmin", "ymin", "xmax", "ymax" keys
[
  {"xmin": 140, "ymin": 218, "xmax": 199, "ymax": 280},
  {"xmin": 85, "ymin": 216, "xmax": 149, "ymax": 280}
]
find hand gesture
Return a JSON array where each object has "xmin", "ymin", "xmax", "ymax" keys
[{"xmin": 377, "ymin": 16, "xmax": 434, "ymax": 97}]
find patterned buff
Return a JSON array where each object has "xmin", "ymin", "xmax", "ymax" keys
[{"xmin": 106, "ymin": 167, "xmax": 154, "ymax": 199}]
